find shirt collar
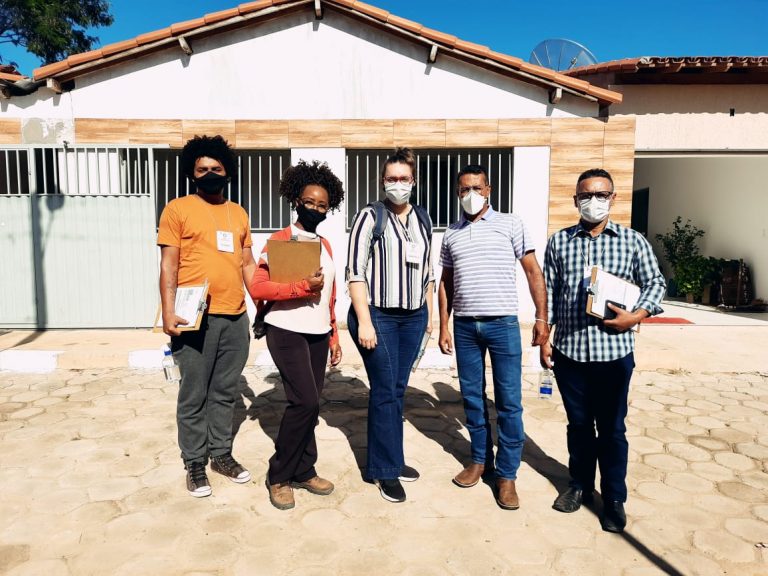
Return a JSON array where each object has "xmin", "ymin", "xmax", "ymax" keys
[
  {"xmin": 290, "ymin": 223, "xmax": 318, "ymax": 239},
  {"xmin": 568, "ymin": 219, "xmax": 620, "ymax": 240},
  {"xmin": 458, "ymin": 205, "xmax": 496, "ymax": 227}
]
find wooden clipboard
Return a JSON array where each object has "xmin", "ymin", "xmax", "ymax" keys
[
  {"xmin": 586, "ymin": 266, "xmax": 641, "ymax": 332},
  {"xmin": 153, "ymin": 281, "xmax": 209, "ymax": 332},
  {"xmin": 267, "ymin": 239, "xmax": 321, "ymax": 283}
]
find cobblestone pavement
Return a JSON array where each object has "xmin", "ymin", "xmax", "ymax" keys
[{"xmin": 1, "ymin": 364, "xmax": 767, "ymax": 576}]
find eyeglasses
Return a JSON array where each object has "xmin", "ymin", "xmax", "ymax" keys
[
  {"xmin": 458, "ymin": 185, "xmax": 488, "ymax": 196},
  {"xmin": 383, "ymin": 176, "xmax": 414, "ymax": 185},
  {"xmin": 299, "ymin": 198, "xmax": 329, "ymax": 213},
  {"xmin": 576, "ymin": 191, "xmax": 613, "ymax": 202}
]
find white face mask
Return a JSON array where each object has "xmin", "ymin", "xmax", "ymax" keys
[
  {"xmin": 460, "ymin": 191, "xmax": 487, "ymax": 216},
  {"xmin": 578, "ymin": 196, "xmax": 611, "ymax": 223},
  {"xmin": 384, "ymin": 181, "xmax": 412, "ymax": 205}
]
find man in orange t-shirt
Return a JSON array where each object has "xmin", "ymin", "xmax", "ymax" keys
[{"xmin": 157, "ymin": 135, "xmax": 256, "ymax": 498}]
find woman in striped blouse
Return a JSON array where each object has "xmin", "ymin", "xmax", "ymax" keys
[{"xmin": 346, "ymin": 147, "xmax": 434, "ymax": 503}]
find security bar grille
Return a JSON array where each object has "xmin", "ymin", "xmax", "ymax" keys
[
  {"xmin": 153, "ymin": 149, "xmax": 291, "ymax": 231},
  {"xmin": 0, "ymin": 146, "xmax": 293, "ymax": 231},
  {"xmin": 345, "ymin": 148, "xmax": 514, "ymax": 230}
]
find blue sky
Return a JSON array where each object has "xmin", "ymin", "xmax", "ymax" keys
[{"xmin": 3, "ymin": 0, "xmax": 766, "ymax": 75}]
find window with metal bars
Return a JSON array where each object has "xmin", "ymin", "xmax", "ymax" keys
[
  {"xmin": 153, "ymin": 148, "xmax": 292, "ymax": 231},
  {"xmin": 345, "ymin": 148, "xmax": 514, "ymax": 230},
  {"xmin": 1, "ymin": 146, "xmax": 152, "ymax": 196}
]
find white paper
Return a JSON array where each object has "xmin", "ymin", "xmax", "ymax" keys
[
  {"xmin": 590, "ymin": 268, "xmax": 640, "ymax": 318},
  {"xmin": 155, "ymin": 284, "xmax": 207, "ymax": 328}
]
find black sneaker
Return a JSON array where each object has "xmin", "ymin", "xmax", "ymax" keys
[
  {"xmin": 376, "ymin": 479, "xmax": 406, "ymax": 503},
  {"xmin": 398, "ymin": 464, "xmax": 420, "ymax": 482},
  {"xmin": 211, "ymin": 453, "xmax": 251, "ymax": 483},
  {"xmin": 186, "ymin": 462, "xmax": 212, "ymax": 498}
]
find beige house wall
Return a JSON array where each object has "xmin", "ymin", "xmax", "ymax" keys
[{"xmin": 606, "ymin": 85, "xmax": 768, "ymax": 151}]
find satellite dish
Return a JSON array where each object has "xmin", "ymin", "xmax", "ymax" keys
[{"xmin": 529, "ymin": 39, "xmax": 597, "ymax": 71}]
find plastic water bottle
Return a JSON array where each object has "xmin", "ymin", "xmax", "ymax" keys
[
  {"xmin": 162, "ymin": 347, "xmax": 181, "ymax": 383},
  {"xmin": 539, "ymin": 369, "xmax": 554, "ymax": 399}
]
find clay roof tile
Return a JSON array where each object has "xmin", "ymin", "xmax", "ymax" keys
[
  {"xmin": 170, "ymin": 18, "xmax": 207, "ymax": 35},
  {"xmin": 420, "ymin": 27, "xmax": 457, "ymax": 48},
  {"xmin": 33, "ymin": 60, "xmax": 70, "ymax": 80},
  {"xmin": 67, "ymin": 49, "xmax": 103, "ymax": 67},
  {"xmin": 135, "ymin": 28, "xmax": 173, "ymax": 46},
  {"xmin": 454, "ymin": 39, "xmax": 491, "ymax": 59},
  {"xmin": 238, "ymin": 0, "xmax": 273, "ymax": 15},
  {"xmin": 385, "ymin": 14, "xmax": 423, "ymax": 35},
  {"xmin": 352, "ymin": 1, "xmax": 389, "ymax": 22},
  {"xmin": 204, "ymin": 8, "xmax": 241, "ymax": 24}
]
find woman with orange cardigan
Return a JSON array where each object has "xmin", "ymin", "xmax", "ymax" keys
[{"xmin": 249, "ymin": 160, "xmax": 344, "ymax": 510}]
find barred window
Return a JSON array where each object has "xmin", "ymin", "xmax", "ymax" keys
[
  {"xmin": 153, "ymin": 149, "xmax": 292, "ymax": 231},
  {"xmin": 345, "ymin": 148, "xmax": 514, "ymax": 230}
]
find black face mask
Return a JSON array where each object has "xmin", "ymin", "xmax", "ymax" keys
[
  {"xmin": 295, "ymin": 203, "xmax": 327, "ymax": 233},
  {"xmin": 194, "ymin": 172, "xmax": 228, "ymax": 195}
]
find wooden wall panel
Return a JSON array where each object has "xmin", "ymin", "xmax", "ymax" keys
[
  {"xmin": 547, "ymin": 116, "xmax": 636, "ymax": 234},
  {"xmin": 289, "ymin": 120, "xmax": 342, "ymax": 147},
  {"xmin": 393, "ymin": 120, "xmax": 446, "ymax": 147},
  {"xmin": 127, "ymin": 120, "xmax": 183, "ymax": 146},
  {"xmin": 182, "ymin": 120, "xmax": 236, "ymax": 145},
  {"xmin": 75, "ymin": 119, "xmax": 130, "ymax": 144},
  {"xmin": 342, "ymin": 120, "xmax": 393, "ymax": 148},
  {"xmin": 498, "ymin": 119, "xmax": 551, "ymax": 146},
  {"xmin": 0, "ymin": 118, "xmax": 22, "ymax": 144},
  {"xmin": 66, "ymin": 115, "xmax": 638, "ymax": 237},
  {"xmin": 446, "ymin": 119, "xmax": 498, "ymax": 147},
  {"xmin": 235, "ymin": 120, "xmax": 289, "ymax": 148}
]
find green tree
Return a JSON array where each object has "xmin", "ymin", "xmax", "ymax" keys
[{"xmin": 0, "ymin": 0, "xmax": 113, "ymax": 66}]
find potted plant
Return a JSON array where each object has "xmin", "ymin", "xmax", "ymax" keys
[
  {"xmin": 675, "ymin": 256, "xmax": 707, "ymax": 303},
  {"xmin": 655, "ymin": 217, "xmax": 705, "ymax": 274}
]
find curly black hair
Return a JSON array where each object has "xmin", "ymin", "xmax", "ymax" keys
[
  {"xmin": 279, "ymin": 160, "xmax": 345, "ymax": 212},
  {"xmin": 180, "ymin": 135, "xmax": 238, "ymax": 179}
]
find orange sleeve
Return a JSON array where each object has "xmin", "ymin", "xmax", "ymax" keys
[{"xmin": 157, "ymin": 201, "xmax": 181, "ymax": 247}]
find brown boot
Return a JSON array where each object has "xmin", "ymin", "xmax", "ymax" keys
[
  {"xmin": 453, "ymin": 463, "xmax": 485, "ymax": 488},
  {"xmin": 266, "ymin": 479, "xmax": 295, "ymax": 510},
  {"xmin": 291, "ymin": 476, "xmax": 334, "ymax": 496},
  {"xmin": 496, "ymin": 479, "xmax": 519, "ymax": 510}
]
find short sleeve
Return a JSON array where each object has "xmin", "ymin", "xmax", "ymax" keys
[
  {"xmin": 438, "ymin": 232, "xmax": 453, "ymax": 268},
  {"xmin": 157, "ymin": 201, "xmax": 181, "ymax": 247},
  {"xmin": 346, "ymin": 208, "xmax": 375, "ymax": 282}
]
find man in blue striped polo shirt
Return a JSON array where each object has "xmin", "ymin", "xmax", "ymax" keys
[
  {"xmin": 438, "ymin": 164, "xmax": 549, "ymax": 511},
  {"xmin": 541, "ymin": 168, "xmax": 665, "ymax": 533}
]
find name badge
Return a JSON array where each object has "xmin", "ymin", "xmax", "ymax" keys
[
  {"xmin": 406, "ymin": 242, "xmax": 421, "ymax": 264},
  {"xmin": 583, "ymin": 265, "xmax": 593, "ymax": 291},
  {"xmin": 217, "ymin": 231, "xmax": 234, "ymax": 253}
]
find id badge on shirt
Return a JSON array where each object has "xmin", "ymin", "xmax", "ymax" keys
[
  {"xmin": 583, "ymin": 264, "xmax": 598, "ymax": 291},
  {"xmin": 406, "ymin": 242, "xmax": 421, "ymax": 264},
  {"xmin": 217, "ymin": 231, "xmax": 234, "ymax": 253}
]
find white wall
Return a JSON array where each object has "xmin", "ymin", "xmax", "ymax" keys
[
  {"xmin": 608, "ymin": 85, "xmax": 768, "ymax": 151},
  {"xmin": 1, "ymin": 10, "xmax": 597, "ymax": 121},
  {"xmin": 513, "ymin": 147, "xmax": 551, "ymax": 320},
  {"xmin": 635, "ymin": 156, "xmax": 768, "ymax": 299}
]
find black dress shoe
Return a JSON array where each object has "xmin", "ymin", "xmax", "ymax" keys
[
  {"xmin": 552, "ymin": 487, "xmax": 593, "ymax": 513},
  {"xmin": 600, "ymin": 501, "xmax": 627, "ymax": 533}
]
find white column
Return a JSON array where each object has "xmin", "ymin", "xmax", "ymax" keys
[{"xmin": 512, "ymin": 146, "xmax": 551, "ymax": 322}]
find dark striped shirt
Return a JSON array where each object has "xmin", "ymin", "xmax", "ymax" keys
[
  {"xmin": 346, "ymin": 204, "xmax": 433, "ymax": 310},
  {"xmin": 544, "ymin": 220, "xmax": 666, "ymax": 362},
  {"xmin": 439, "ymin": 207, "xmax": 533, "ymax": 316}
]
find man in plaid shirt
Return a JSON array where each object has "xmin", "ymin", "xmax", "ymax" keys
[{"xmin": 541, "ymin": 168, "xmax": 665, "ymax": 533}]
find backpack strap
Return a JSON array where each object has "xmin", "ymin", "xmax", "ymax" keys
[
  {"xmin": 367, "ymin": 201, "xmax": 388, "ymax": 257},
  {"xmin": 411, "ymin": 204, "xmax": 432, "ymax": 238}
]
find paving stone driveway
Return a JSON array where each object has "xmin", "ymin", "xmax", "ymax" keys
[{"xmin": 1, "ymin": 365, "xmax": 766, "ymax": 575}]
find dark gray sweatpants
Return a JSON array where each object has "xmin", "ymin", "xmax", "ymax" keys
[{"xmin": 171, "ymin": 312, "xmax": 249, "ymax": 467}]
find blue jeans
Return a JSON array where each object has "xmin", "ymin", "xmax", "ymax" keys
[
  {"xmin": 552, "ymin": 347, "xmax": 634, "ymax": 502},
  {"xmin": 453, "ymin": 315, "xmax": 523, "ymax": 480},
  {"xmin": 348, "ymin": 304, "xmax": 428, "ymax": 480}
]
